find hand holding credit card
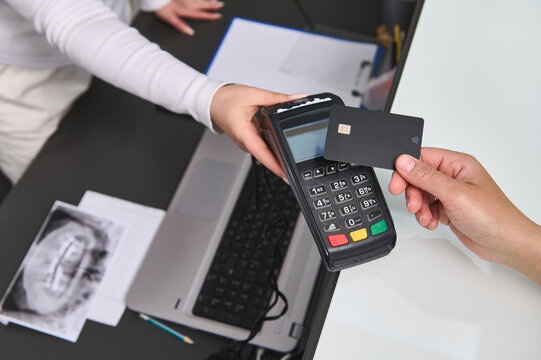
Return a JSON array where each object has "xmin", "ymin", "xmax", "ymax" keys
[{"xmin": 324, "ymin": 105, "xmax": 424, "ymax": 170}]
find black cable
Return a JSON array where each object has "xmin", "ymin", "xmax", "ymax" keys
[
  {"xmin": 292, "ymin": 0, "xmax": 315, "ymax": 31},
  {"xmin": 207, "ymin": 158, "xmax": 290, "ymax": 359}
]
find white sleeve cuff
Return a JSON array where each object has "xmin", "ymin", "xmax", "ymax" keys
[{"xmin": 176, "ymin": 76, "xmax": 229, "ymax": 133}]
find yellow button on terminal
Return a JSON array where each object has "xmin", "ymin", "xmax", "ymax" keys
[{"xmin": 350, "ymin": 228, "xmax": 368, "ymax": 242}]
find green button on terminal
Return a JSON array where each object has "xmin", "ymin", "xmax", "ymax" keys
[{"xmin": 370, "ymin": 219, "xmax": 387, "ymax": 236}]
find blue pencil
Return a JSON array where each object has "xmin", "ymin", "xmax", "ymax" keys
[{"xmin": 139, "ymin": 313, "xmax": 194, "ymax": 345}]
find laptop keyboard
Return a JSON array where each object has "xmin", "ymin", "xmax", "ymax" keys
[{"xmin": 192, "ymin": 164, "xmax": 300, "ymax": 330}]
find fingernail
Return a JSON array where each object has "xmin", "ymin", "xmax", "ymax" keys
[
  {"xmin": 186, "ymin": 27, "xmax": 195, "ymax": 36},
  {"xmin": 282, "ymin": 177, "xmax": 290, "ymax": 185},
  {"xmin": 396, "ymin": 154, "xmax": 416, "ymax": 173}
]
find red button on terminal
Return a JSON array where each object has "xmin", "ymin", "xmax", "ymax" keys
[{"xmin": 328, "ymin": 234, "xmax": 348, "ymax": 247}]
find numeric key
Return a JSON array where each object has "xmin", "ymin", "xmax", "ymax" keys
[
  {"xmin": 340, "ymin": 203, "xmax": 358, "ymax": 216},
  {"xmin": 361, "ymin": 197, "xmax": 378, "ymax": 209},
  {"xmin": 313, "ymin": 197, "xmax": 331, "ymax": 209},
  {"xmin": 318, "ymin": 209, "xmax": 337, "ymax": 221},
  {"xmin": 345, "ymin": 216, "xmax": 363, "ymax": 228},
  {"xmin": 308, "ymin": 185, "xmax": 326, "ymax": 197},
  {"xmin": 351, "ymin": 173, "xmax": 368, "ymax": 185},
  {"xmin": 330, "ymin": 179, "xmax": 348, "ymax": 191},
  {"xmin": 356, "ymin": 185, "xmax": 373, "ymax": 197},
  {"xmin": 334, "ymin": 191, "xmax": 353, "ymax": 204}
]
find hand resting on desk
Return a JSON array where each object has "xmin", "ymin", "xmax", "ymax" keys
[
  {"xmin": 388, "ymin": 147, "xmax": 541, "ymax": 286},
  {"xmin": 154, "ymin": 0, "xmax": 224, "ymax": 36}
]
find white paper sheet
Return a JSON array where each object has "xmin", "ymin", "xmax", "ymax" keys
[
  {"xmin": 78, "ymin": 191, "xmax": 165, "ymax": 326},
  {"xmin": 280, "ymin": 34, "xmax": 376, "ymax": 94},
  {"xmin": 207, "ymin": 18, "xmax": 380, "ymax": 107}
]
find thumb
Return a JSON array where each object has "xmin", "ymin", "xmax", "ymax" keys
[{"xmin": 395, "ymin": 154, "xmax": 456, "ymax": 203}]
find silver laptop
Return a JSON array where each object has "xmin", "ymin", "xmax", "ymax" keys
[{"xmin": 126, "ymin": 129, "xmax": 321, "ymax": 352}]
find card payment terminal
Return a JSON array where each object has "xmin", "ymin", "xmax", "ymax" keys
[{"xmin": 260, "ymin": 93, "xmax": 396, "ymax": 271}]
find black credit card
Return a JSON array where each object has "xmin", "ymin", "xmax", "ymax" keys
[{"xmin": 324, "ymin": 105, "xmax": 424, "ymax": 170}]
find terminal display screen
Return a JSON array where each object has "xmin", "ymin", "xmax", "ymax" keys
[{"xmin": 283, "ymin": 119, "xmax": 328, "ymax": 163}]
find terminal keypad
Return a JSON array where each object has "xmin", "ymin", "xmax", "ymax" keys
[{"xmin": 303, "ymin": 160, "xmax": 389, "ymax": 248}]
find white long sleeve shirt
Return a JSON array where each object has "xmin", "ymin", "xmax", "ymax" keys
[{"xmin": 0, "ymin": 0, "xmax": 224, "ymax": 130}]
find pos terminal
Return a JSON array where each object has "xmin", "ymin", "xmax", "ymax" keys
[{"xmin": 260, "ymin": 93, "xmax": 396, "ymax": 271}]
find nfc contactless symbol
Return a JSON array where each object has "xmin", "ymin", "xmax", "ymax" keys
[
  {"xmin": 337, "ymin": 123, "xmax": 351, "ymax": 135},
  {"xmin": 411, "ymin": 136, "xmax": 420, "ymax": 145}
]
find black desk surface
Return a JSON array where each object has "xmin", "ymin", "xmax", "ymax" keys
[{"xmin": 0, "ymin": 1, "xmax": 382, "ymax": 358}]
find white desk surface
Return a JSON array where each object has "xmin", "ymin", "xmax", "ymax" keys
[{"xmin": 314, "ymin": 0, "xmax": 541, "ymax": 359}]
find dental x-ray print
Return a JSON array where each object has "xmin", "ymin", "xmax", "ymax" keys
[{"xmin": 0, "ymin": 201, "xmax": 125, "ymax": 342}]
